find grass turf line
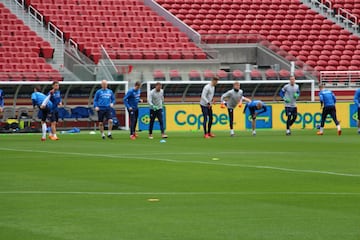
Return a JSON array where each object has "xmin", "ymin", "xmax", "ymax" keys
[{"xmin": 0, "ymin": 129, "xmax": 359, "ymax": 240}]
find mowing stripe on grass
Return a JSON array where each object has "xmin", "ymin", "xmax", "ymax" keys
[
  {"xmin": 1, "ymin": 147, "xmax": 360, "ymax": 178},
  {"xmin": 0, "ymin": 191, "xmax": 359, "ymax": 196}
]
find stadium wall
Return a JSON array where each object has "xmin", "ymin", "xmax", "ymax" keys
[{"xmin": 138, "ymin": 102, "xmax": 358, "ymax": 132}]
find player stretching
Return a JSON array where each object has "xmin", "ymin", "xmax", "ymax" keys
[
  {"xmin": 200, "ymin": 76, "xmax": 218, "ymax": 138},
  {"xmin": 48, "ymin": 81, "xmax": 62, "ymax": 140},
  {"xmin": 317, "ymin": 85, "xmax": 341, "ymax": 136},
  {"xmin": 124, "ymin": 81, "xmax": 142, "ymax": 140},
  {"xmin": 221, "ymin": 81, "xmax": 251, "ymax": 136},
  {"xmin": 279, "ymin": 76, "xmax": 300, "ymax": 136},
  {"xmin": 94, "ymin": 80, "xmax": 115, "ymax": 140},
  {"xmin": 0, "ymin": 88, "xmax": 4, "ymax": 113},
  {"xmin": 31, "ymin": 86, "xmax": 53, "ymax": 141},
  {"xmin": 354, "ymin": 88, "xmax": 360, "ymax": 134},
  {"xmin": 243, "ymin": 100, "xmax": 267, "ymax": 136},
  {"xmin": 148, "ymin": 82, "xmax": 168, "ymax": 139}
]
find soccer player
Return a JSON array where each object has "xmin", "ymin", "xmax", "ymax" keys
[
  {"xmin": 93, "ymin": 80, "xmax": 116, "ymax": 140},
  {"xmin": 354, "ymin": 88, "xmax": 360, "ymax": 134},
  {"xmin": 200, "ymin": 76, "xmax": 218, "ymax": 138},
  {"xmin": 243, "ymin": 100, "xmax": 267, "ymax": 136},
  {"xmin": 0, "ymin": 88, "xmax": 4, "ymax": 113},
  {"xmin": 124, "ymin": 81, "xmax": 142, "ymax": 140},
  {"xmin": 317, "ymin": 85, "xmax": 341, "ymax": 136},
  {"xmin": 148, "ymin": 82, "xmax": 168, "ymax": 139},
  {"xmin": 48, "ymin": 81, "xmax": 62, "ymax": 140},
  {"xmin": 31, "ymin": 86, "xmax": 53, "ymax": 141},
  {"xmin": 221, "ymin": 82, "xmax": 251, "ymax": 136},
  {"xmin": 279, "ymin": 76, "xmax": 300, "ymax": 136}
]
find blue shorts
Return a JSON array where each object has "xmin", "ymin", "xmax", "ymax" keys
[
  {"xmin": 49, "ymin": 109, "xmax": 59, "ymax": 122},
  {"xmin": 249, "ymin": 106, "xmax": 257, "ymax": 119},
  {"xmin": 98, "ymin": 109, "xmax": 112, "ymax": 122},
  {"xmin": 40, "ymin": 107, "xmax": 51, "ymax": 122}
]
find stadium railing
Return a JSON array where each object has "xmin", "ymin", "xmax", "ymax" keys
[{"xmin": 320, "ymin": 71, "xmax": 360, "ymax": 87}]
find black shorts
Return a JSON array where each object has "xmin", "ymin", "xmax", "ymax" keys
[
  {"xmin": 358, "ymin": 108, "xmax": 360, "ymax": 120},
  {"xmin": 40, "ymin": 108, "xmax": 50, "ymax": 122},
  {"xmin": 98, "ymin": 109, "xmax": 112, "ymax": 122},
  {"xmin": 50, "ymin": 109, "xmax": 59, "ymax": 122},
  {"xmin": 285, "ymin": 107, "xmax": 297, "ymax": 116},
  {"xmin": 249, "ymin": 106, "xmax": 257, "ymax": 119}
]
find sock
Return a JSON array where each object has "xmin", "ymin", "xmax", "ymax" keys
[
  {"xmin": 319, "ymin": 127, "xmax": 324, "ymax": 133},
  {"xmin": 42, "ymin": 123, "xmax": 47, "ymax": 139},
  {"xmin": 358, "ymin": 128, "xmax": 360, "ymax": 132},
  {"xmin": 252, "ymin": 130, "xmax": 256, "ymax": 134},
  {"xmin": 102, "ymin": 133, "xmax": 105, "ymax": 137},
  {"xmin": 337, "ymin": 125, "xmax": 341, "ymax": 131},
  {"xmin": 230, "ymin": 129, "xmax": 234, "ymax": 135},
  {"xmin": 108, "ymin": 131, "xmax": 112, "ymax": 136},
  {"xmin": 53, "ymin": 134, "xmax": 57, "ymax": 138},
  {"xmin": 49, "ymin": 133, "xmax": 53, "ymax": 137}
]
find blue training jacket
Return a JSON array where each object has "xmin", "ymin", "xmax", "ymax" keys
[
  {"xmin": 244, "ymin": 100, "xmax": 267, "ymax": 114},
  {"xmin": 319, "ymin": 89, "xmax": 336, "ymax": 107},
  {"xmin": 123, "ymin": 88, "xmax": 141, "ymax": 109},
  {"xmin": 93, "ymin": 88, "xmax": 115, "ymax": 110},
  {"xmin": 354, "ymin": 89, "xmax": 360, "ymax": 107},
  {"xmin": 0, "ymin": 89, "xmax": 3, "ymax": 108},
  {"xmin": 31, "ymin": 92, "xmax": 53, "ymax": 109},
  {"xmin": 49, "ymin": 90, "xmax": 62, "ymax": 110}
]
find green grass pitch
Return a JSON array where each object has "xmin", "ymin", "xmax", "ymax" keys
[{"xmin": 0, "ymin": 129, "xmax": 359, "ymax": 240}]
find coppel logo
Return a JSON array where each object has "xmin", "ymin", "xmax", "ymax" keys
[
  {"xmin": 280, "ymin": 110, "xmax": 331, "ymax": 129},
  {"xmin": 174, "ymin": 110, "xmax": 228, "ymax": 129},
  {"xmin": 245, "ymin": 106, "xmax": 272, "ymax": 129},
  {"xmin": 350, "ymin": 104, "xmax": 358, "ymax": 127}
]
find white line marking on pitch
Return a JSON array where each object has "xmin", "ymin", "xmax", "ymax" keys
[
  {"xmin": 0, "ymin": 191, "xmax": 359, "ymax": 196},
  {"xmin": 1, "ymin": 147, "xmax": 359, "ymax": 178}
]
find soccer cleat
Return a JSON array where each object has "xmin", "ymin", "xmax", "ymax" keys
[
  {"xmin": 317, "ymin": 131, "xmax": 323, "ymax": 135},
  {"xmin": 102, "ymin": 135, "xmax": 106, "ymax": 140},
  {"xmin": 49, "ymin": 136, "xmax": 59, "ymax": 141},
  {"xmin": 220, "ymin": 103, "xmax": 226, "ymax": 109},
  {"xmin": 135, "ymin": 133, "xmax": 139, "ymax": 137},
  {"xmin": 161, "ymin": 134, "xmax": 168, "ymax": 138},
  {"xmin": 286, "ymin": 130, "xmax": 291, "ymax": 136},
  {"xmin": 358, "ymin": 130, "xmax": 360, "ymax": 134},
  {"xmin": 230, "ymin": 133, "xmax": 235, "ymax": 137},
  {"xmin": 149, "ymin": 134, "xmax": 154, "ymax": 139},
  {"xmin": 41, "ymin": 137, "xmax": 46, "ymax": 141},
  {"xmin": 130, "ymin": 135, "xmax": 136, "ymax": 140},
  {"xmin": 252, "ymin": 131, "xmax": 256, "ymax": 136},
  {"xmin": 337, "ymin": 130, "xmax": 342, "ymax": 136},
  {"xmin": 208, "ymin": 133, "xmax": 216, "ymax": 138},
  {"xmin": 204, "ymin": 134, "xmax": 210, "ymax": 139},
  {"xmin": 107, "ymin": 135, "xmax": 113, "ymax": 140}
]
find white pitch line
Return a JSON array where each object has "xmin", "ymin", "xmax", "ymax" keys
[
  {"xmin": 1, "ymin": 147, "xmax": 360, "ymax": 178},
  {"xmin": 0, "ymin": 191, "xmax": 359, "ymax": 196}
]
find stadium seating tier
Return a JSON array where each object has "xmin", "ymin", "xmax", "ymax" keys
[
  {"xmin": 0, "ymin": 3, "xmax": 62, "ymax": 81},
  {"xmin": 26, "ymin": 0, "xmax": 207, "ymax": 63},
  {"xmin": 156, "ymin": 0, "xmax": 360, "ymax": 71}
]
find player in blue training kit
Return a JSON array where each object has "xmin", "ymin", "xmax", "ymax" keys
[
  {"xmin": 124, "ymin": 81, "xmax": 142, "ymax": 140},
  {"xmin": 48, "ymin": 81, "xmax": 62, "ymax": 140},
  {"xmin": 243, "ymin": 100, "xmax": 267, "ymax": 136},
  {"xmin": 31, "ymin": 86, "xmax": 53, "ymax": 141},
  {"xmin": 0, "ymin": 88, "xmax": 4, "ymax": 113},
  {"xmin": 354, "ymin": 88, "xmax": 360, "ymax": 134},
  {"xmin": 279, "ymin": 76, "xmax": 300, "ymax": 136},
  {"xmin": 317, "ymin": 85, "xmax": 341, "ymax": 136},
  {"xmin": 94, "ymin": 80, "xmax": 116, "ymax": 140}
]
